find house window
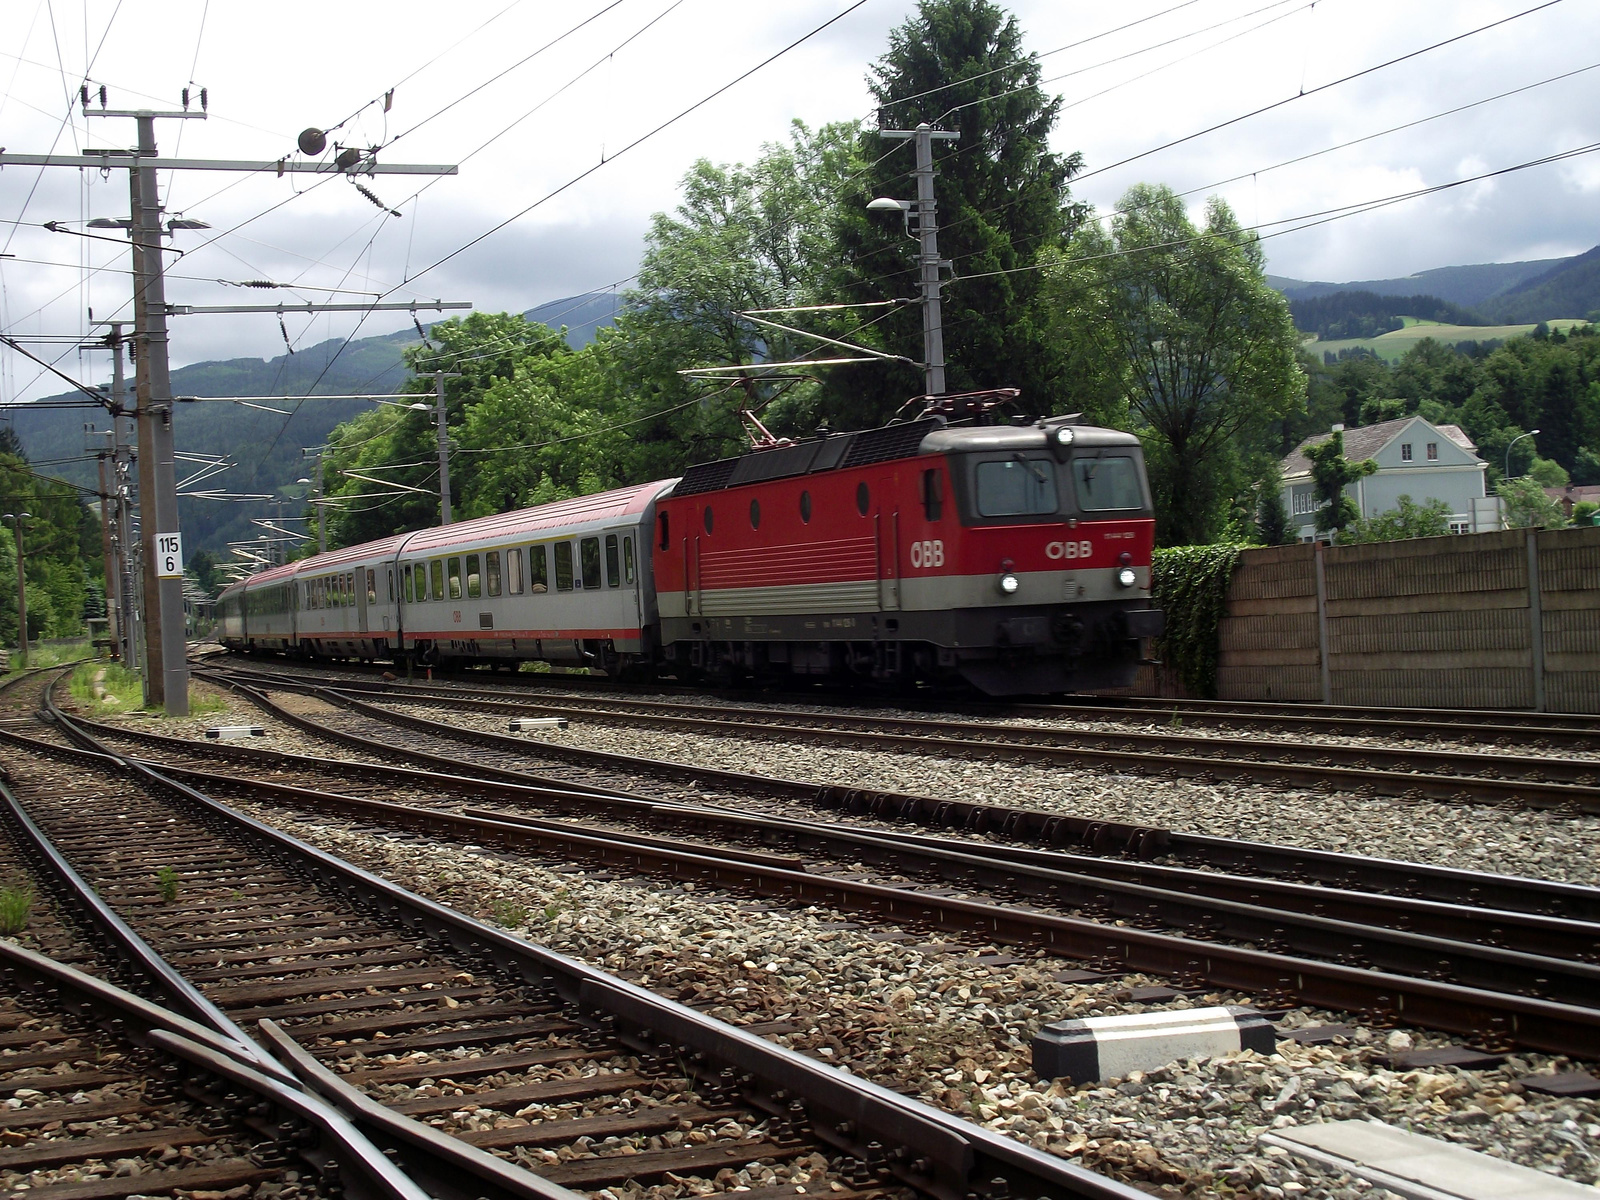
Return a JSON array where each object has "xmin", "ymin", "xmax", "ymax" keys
[
  {"xmin": 1290, "ymin": 485, "xmax": 1316, "ymax": 516},
  {"xmin": 1427, "ymin": 442, "xmax": 1438, "ymax": 460},
  {"xmin": 1400, "ymin": 443, "xmax": 1413, "ymax": 461},
  {"xmin": 1450, "ymin": 521, "xmax": 1470, "ymax": 535}
]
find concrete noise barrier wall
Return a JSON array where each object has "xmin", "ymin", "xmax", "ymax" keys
[{"xmin": 1211, "ymin": 525, "xmax": 1600, "ymax": 713}]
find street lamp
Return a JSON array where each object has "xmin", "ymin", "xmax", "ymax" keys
[
  {"xmin": 1506, "ymin": 429, "xmax": 1541, "ymax": 479},
  {"xmin": 2, "ymin": 512, "xmax": 30, "ymax": 667}
]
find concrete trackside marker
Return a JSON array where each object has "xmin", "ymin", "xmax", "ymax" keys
[
  {"xmin": 1032, "ymin": 1005, "xmax": 1276, "ymax": 1083},
  {"xmin": 509, "ymin": 717, "xmax": 569, "ymax": 732},
  {"xmin": 1261, "ymin": 1119, "xmax": 1597, "ymax": 1199},
  {"xmin": 205, "ymin": 726, "xmax": 265, "ymax": 740}
]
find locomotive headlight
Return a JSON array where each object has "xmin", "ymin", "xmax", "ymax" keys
[
  {"xmin": 998, "ymin": 572, "xmax": 1020, "ymax": 595},
  {"xmin": 1055, "ymin": 426, "xmax": 1075, "ymax": 446},
  {"xmin": 1116, "ymin": 566, "xmax": 1137, "ymax": 588}
]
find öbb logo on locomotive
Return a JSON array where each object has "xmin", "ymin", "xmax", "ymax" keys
[
  {"xmin": 1045, "ymin": 539, "xmax": 1095, "ymax": 561},
  {"xmin": 217, "ymin": 396, "xmax": 1164, "ymax": 695}
]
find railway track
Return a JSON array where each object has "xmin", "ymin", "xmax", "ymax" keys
[
  {"xmin": 200, "ymin": 663, "xmax": 1600, "ymax": 812},
  {"xmin": 185, "ymin": 667, "xmax": 1600, "ymax": 916},
  {"xmin": 205, "ymin": 651, "xmax": 1600, "ymax": 750},
  {"xmin": 47, "ymin": 672, "xmax": 1600, "ymax": 1062},
  {"xmin": 2, "ymin": 668, "xmax": 1148, "ymax": 1200}
]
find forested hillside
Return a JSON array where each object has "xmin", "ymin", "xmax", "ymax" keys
[
  {"xmin": 1289, "ymin": 290, "xmax": 1486, "ymax": 339},
  {"xmin": 1476, "ymin": 245, "xmax": 1600, "ymax": 324},
  {"xmin": 3, "ymin": 293, "xmax": 625, "ymax": 557}
]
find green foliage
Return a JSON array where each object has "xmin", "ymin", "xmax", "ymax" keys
[
  {"xmin": 0, "ymin": 882, "xmax": 33, "ymax": 935},
  {"xmin": 1046, "ymin": 186, "xmax": 1305, "ymax": 545},
  {"xmin": 821, "ymin": 0, "xmax": 1086, "ymax": 428},
  {"xmin": 1256, "ymin": 479, "xmax": 1292, "ymax": 546},
  {"xmin": 1527, "ymin": 456, "xmax": 1569, "ymax": 487},
  {"xmin": 156, "ymin": 866, "xmax": 180, "ymax": 903},
  {"xmin": 489, "ymin": 899, "xmax": 529, "ymax": 929},
  {"xmin": 1150, "ymin": 544, "xmax": 1242, "ymax": 698},
  {"xmin": 1496, "ymin": 476, "xmax": 1567, "ymax": 529},
  {"xmin": 1338, "ymin": 495, "xmax": 1451, "ymax": 544},
  {"xmin": 1572, "ymin": 499, "xmax": 1599, "ymax": 525},
  {"xmin": 1306, "ymin": 431, "xmax": 1377, "ymax": 534}
]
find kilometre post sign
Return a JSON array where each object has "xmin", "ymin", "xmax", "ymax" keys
[{"xmin": 156, "ymin": 533, "xmax": 184, "ymax": 578}]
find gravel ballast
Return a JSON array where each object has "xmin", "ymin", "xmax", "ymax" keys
[{"xmin": 224, "ymin": 800, "xmax": 1600, "ymax": 1199}]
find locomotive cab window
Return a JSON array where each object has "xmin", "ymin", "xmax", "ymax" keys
[
  {"xmin": 856, "ymin": 482, "xmax": 870, "ymax": 516},
  {"xmin": 604, "ymin": 535, "xmax": 620, "ymax": 588},
  {"xmin": 657, "ymin": 511, "xmax": 670, "ymax": 550},
  {"xmin": 554, "ymin": 542, "xmax": 574, "ymax": 591},
  {"xmin": 1072, "ymin": 455, "xmax": 1143, "ymax": 510},
  {"xmin": 581, "ymin": 537, "xmax": 602, "ymax": 590},
  {"xmin": 466, "ymin": 554, "xmax": 481, "ymax": 599},
  {"xmin": 530, "ymin": 544, "xmax": 549, "ymax": 593},
  {"xmin": 486, "ymin": 551, "xmax": 502, "ymax": 597},
  {"xmin": 976, "ymin": 456, "xmax": 1057, "ymax": 517}
]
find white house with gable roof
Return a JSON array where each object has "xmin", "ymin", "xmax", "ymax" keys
[{"xmin": 1281, "ymin": 415, "xmax": 1503, "ymax": 542}]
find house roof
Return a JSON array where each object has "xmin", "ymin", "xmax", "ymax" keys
[{"xmin": 1282, "ymin": 416, "xmax": 1476, "ymax": 477}]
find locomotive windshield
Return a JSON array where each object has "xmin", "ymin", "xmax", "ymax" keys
[
  {"xmin": 975, "ymin": 455, "xmax": 1058, "ymax": 517},
  {"xmin": 1072, "ymin": 455, "xmax": 1143, "ymax": 510}
]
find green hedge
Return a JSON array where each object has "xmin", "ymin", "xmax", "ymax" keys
[{"xmin": 1151, "ymin": 544, "xmax": 1243, "ymax": 698}]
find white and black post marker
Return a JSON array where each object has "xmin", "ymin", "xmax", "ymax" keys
[{"xmin": 1033, "ymin": 1005, "xmax": 1277, "ymax": 1083}]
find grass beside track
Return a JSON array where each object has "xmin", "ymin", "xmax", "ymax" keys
[{"xmin": 69, "ymin": 660, "xmax": 227, "ymax": 718}]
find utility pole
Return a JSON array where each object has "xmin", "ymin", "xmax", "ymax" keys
[
  {"xmin": 91, "ymin": 318, "xmax": 139, "ymax": 671},
  {"xmin": 120, "ymin": 110, "xmax": 201, "ymax": 714},
  {"xmin": 430, "ymin": 371, "xmax": 463, "ymax": 525},
  {"xmin": 3, "ymin": 96, "xmax": 462, "ymax": 713},
  {"xmin": 877, "ymin": 124, "xmax": 958, "ymax": 395},
  {"xmin": 3, "ymin": 514, "xmax": 28, "ymax": 668}
]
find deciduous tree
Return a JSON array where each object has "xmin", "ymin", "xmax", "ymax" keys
[{"xmin": 1047, "ymin": 185, "xmax": 1305, "ymax": 545}]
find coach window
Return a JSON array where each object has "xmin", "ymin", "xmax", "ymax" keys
[
  {"xmin": 466, "ymin": 554, "xmax": 482, "ymax": 599},
  {"xmin": 976, "ymin": 457, "xmax": 1057, "ymax": 517},
  {"xmin": 430, "ymin": 559, "xmax": 445, "ymax": 601},
  {"xmin": 486, "ymin": 551, "xmax": 502, "ymax": 597},
  {"xmin": 386, "ymin": 568, "xmax": 394, "ymax": 602},
  {"xmin": 554, "ymin": 542, "xmax": 574, "ymax": 591},
  {"xmin": 448, "ymin": 557, "xmax": 463, "ymax": 600},
  {"xmin": 856, "ymin": 481, "xmax": 870, "ymax": 517},
  {"xmin": 703, "ymin": 505, "xmax": 714, "ymax": 534},
  {"xmin": 581, "ymin": 537, "xmax": 602, "ymax": 590},
  {"xmin": 1071, "ymin": 456, "xmax": 1143, "ymax": 511},
  {"xmin": 530, "ymin": 544, "xmax": 549, "ymax": 593},
  {"xmin": 403, "ymin": 564, "xmax": 414, "ymax": 603},
  {"xmin": 507, "ymin": 547, "xmax": 525, "ymax": 595},
  {"xmin": 622, "ymin": 536, "xmax": 636, "ymax": 584},
  {"xmin": 799, "ymin": 490, "xmax": 812, "ymax": 523},
  {"xmin": 922, "ymin": 468, "xmax": 943, "ymax": 521},
  {"xmin": 604, "ymin": 534, "xmax": 621, "ymax": 587}
]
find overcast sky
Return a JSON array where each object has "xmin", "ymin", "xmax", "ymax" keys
[{"xmin": 2, "ymin": 0, "xmax": 1597, "ymax": 403}]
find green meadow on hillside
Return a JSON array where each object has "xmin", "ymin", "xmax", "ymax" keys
[{"xmin": 1306, "ymin": 318, "xmax": 1590, "ymax": 362}]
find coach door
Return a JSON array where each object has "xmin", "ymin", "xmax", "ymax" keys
[{"xmin": 356, "ymin": 568, "xmax": 371, "ymax": 634}]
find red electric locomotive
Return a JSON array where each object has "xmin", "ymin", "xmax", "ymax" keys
[{"xmin": 652, "ymin": 393, "xmax": 1162, "ymax": 694}]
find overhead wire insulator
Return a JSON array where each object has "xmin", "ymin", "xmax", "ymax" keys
[
  {"xmin": 354, "ymin": 183, "xmax": 403, "ymax": 218},
  {"xmin": 279, "ymin": 316, "xmax": 295, "ymax": 356},
  {"xmin": 98, "ymin": 85, "xmax": 106, "ymax": 107},
  {"xmin": 413, "ymin": 315, "xmax": 433, "ymax": 349}
]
